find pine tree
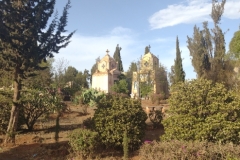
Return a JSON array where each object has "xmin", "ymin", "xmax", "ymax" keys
[
  {"xmin": 187, "ymin": 0, "xmax": 233, "ymax": 87},
  {"xmin": 113, "ymin": 44, "xmax": 124, "ymax": 72},
  {"xmin": 0, "ymin": 0, "xmax": 75, "ymax": 143},
  {"xmin": 173, "ymin": 36, "xmax": 185, "ymax": 84},
  {"xmin": 157, "ymin": 63, "xmax": 169, "ymax": 96}
]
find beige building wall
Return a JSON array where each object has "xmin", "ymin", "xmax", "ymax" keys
[
  {"xmin": 92, "ymin": 51, "xmax": 121, "ymax": 93},
  {"xmin": 92, "ymin": 73, "xmax": 109, "ymax": 93}
]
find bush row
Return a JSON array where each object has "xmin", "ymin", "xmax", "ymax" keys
[{"xmin": 139, "ymin": 140, "xmax": 240, "ymax": 160}]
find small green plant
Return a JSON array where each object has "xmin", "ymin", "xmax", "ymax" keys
[{"xmin": 68, "ymin": 128, "xmax": 99, "ymax": 158}]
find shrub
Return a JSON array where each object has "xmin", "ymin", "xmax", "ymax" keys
[
  {"xmin": 162, "ymin": 79, "xmax": 240, "ymax": 144},
  {"xmin": 20, "ymin": 89, "xmax": 54, "ymax": 131},
  {"xmin": 68, "ymin": 128, "xmax": 99, "ymax": 158},
  {"xmin": 139, "ymin": 140, "xmax": 240, "ymax": 160},
  {"xmin": 93, "ymin": 94, "xmax": 147, "ymax": 150},
  {"xmin": 0, "ymin": 90, "xmax": 12, "ymax": 134}
]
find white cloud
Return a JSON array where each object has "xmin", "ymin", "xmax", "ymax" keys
[
  {"xmin": 110, "ymin": 26, "xmax": 133, "ymax": 35},
  {"xmin": 149, "ymin": 0, "xmax": 240, "ymax": 29},
  {"xmin": 224, "ymin": 1, "xmax": 240, "ymax": 19},
  {"xmin": 53, "ymin": 27, "xmax": 139, "ymax": 72}
]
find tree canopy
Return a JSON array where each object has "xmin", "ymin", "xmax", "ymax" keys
[
  {"xmin": 0, "ymin": 0, "xmax": 74, "ymax": 143},
  {"xmin": 113, "ymin": 44, "xmax": 124, "ymax": 72},
  {"xmin": 171, "ymin": 36, "xmax": 185, "ymax": 84},
  {"xmin": 187, "ymin": 0, "xmax": 233, "ymax": 87}
]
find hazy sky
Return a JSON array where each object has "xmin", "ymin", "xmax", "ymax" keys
[{"xmin": 52, "ymin": 0, "xmax": 240, "ymax": 79}]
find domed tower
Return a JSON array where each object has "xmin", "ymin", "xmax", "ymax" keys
[
  {"xmin": 131, "ymin": 51, "xmax": 160, "ymax": 98},
  {"xmin": 92, "ymin": 50, "xmax": 121, "ymax": 93}
]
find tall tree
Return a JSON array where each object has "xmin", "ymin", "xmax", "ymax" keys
[
  {"xmin": 0, "ymin": 0, "xmax": 75, "ymax": 143},
  {"xmin": 126, "ymin": 62, "xmax": 137, "ymax": 93},
  {"xmin": 113, "ymin": 44, "xmax": 124, "ymax": 72},
  {"xmin": 157, "ymin": 63, "xmax": 169, "ymax": 96},
  {"xmin": 144, "ymin": 45, "xmax": 150, "ymax": 55},
  {"xmin": 23, "ymin": 59, "xmax": 53, "ymax": 89},
  {"xmin": 229, "ymin": 29, "xmax": 240, "ymax": 61},
  {"xmin": 168, "ymin": 66, "xmax": 175, "ymax": 85},
  {"xmin": 187, "ymin": 0, "xmax": 233, "ymax": 87},
  {"xmin": 172, "ymin": 36, "xmax": 185, "ymax": 84},
  {"xmin": 53, "ymin": 58, "xmax": 69, "ymax": 89}
]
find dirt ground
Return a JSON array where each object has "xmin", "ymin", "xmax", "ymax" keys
[{"xmin": 0, "ymin": 100, "xmax": 167, "ymax": 160}]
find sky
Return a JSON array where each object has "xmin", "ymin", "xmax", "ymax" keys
[{"xmin": 52, "ymin": 0, "xmax": 240, "ymax": 80}]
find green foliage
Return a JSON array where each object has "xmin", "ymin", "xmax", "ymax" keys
[
  {"xmin": 0, "ymin": 0, "xmax": 74, "ymax": 142},
  {"xmin": 113, "ymin": 44, "xmax": 124, "ymax": 72},
  {"xmin": 93, "ymin": 95, "xmax": 147, "ymax": 150},
  {"xmin": 21, "ymin": 89, "xmax": 52, "ymax": 131},
  {"xmin": 187, "ymin": 1, "xmax": 234, "ymax": 88},
  {"xmin": 111, "ymin": 79, "xmax": 129, "ymax": 94},
  {"xmin": 157, "ymin": 64, "xmax": 169, "ymax": 96},
  {"xmin": 0, "ymin": 90, "xmax": 25, "ymax": 134},
  {"xmin": 81, "ymin": 88, "xmax": 105, "ymax": 107},
  {"xmin": 123, "ymin": 129, "xmax": 129, "ymax": 160},
  {"xmin": 68, "ymin": 128, "xmax": 99, "ymax": 158},
  {"xmin": 0, "ymin": 90, "xmax": 12, "ymax": 134},
  {"xmin": 140, "ymin": 82, "xmax": 152, "ymax": 98},
  {"xmin": 23, "ymin": 59, "xmax": 53, "ymax": 89},
  {"xmin": 139, "ymin": 140, "xmax": 240, "ymax": 160},
  {"xmin": 229, "ymin": 29, "xmax": 240, "ymax": 61},
  {"xmin": 172, "ymin": 36, "xmax": 185, "ymax": 84},
  {"xmin": 125, "ymin": 62, "xmax": 138, "ymax": 94},
  {"xmin": 162, "ymin": 79, "xmax": 240, "ymax": 144}
]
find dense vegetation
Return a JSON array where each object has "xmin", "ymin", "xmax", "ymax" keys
[{"xmin": 162, "ymin": 79, "xmax": 240, "ymax": 144}]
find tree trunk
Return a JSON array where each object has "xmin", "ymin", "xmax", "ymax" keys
[
  {"xmin": 4, "ymin": 70, "xmax": 21, "ymax": 144},
  {"xmin": 55, "ymin": 111, "xmax": 61, "ymax": 142}
]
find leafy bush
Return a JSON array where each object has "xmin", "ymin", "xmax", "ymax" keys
[
  {"xmin": 139, "ymin": 140, "xmax": 240, "ymax": 160},
  {"xmin": 21, "ymin": 89, "xmax": 53, "ymax": 131},
  {"xmin": 93, "ymin": 94, "xmax": 147, "ymax": 150},
  {"xmin": 111, "ymin": 79, "xmax": 129, "ymax": 94},
  {"xmin": 162, "ymin": 79, "xmax": 240, "ymax": 144},
  {"xmin": 81, "ymin": 88, "xmax": 105, "ymax": 107},
  {"xmin": 68, "ymin": 128, "xmax": 99, "ymax": 158},
  {"xmin": 0, "ymin": 90, "xmax": 12, "ymax": 134}
]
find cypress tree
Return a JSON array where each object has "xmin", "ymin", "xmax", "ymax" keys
[
  {"xmin": 0, "ymin": 0, "xmax": 75, "ymax": 143},
  {"xmin": 144, "ymin": 46, "xmax": 150, "ymax": 54},
  {"xmin": 113, "ymin": 44, "xmax": 124, "ymax": 72},
  {"xmin": 173, "ymin": 36, "xmax": 185, "ymax": 84}
]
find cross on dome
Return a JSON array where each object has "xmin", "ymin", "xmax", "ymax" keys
[{"xmin": 106, "ymin": 49, "xmax": 109, "ymax": 55}]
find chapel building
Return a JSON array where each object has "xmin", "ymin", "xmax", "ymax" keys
[
  {"xmin": 131, "ymin": 52, "xmax": 160, "ymax": 98},
  {"xmin": 91, "ymin": 50, "xmax": 121, "ymax": 93}
]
